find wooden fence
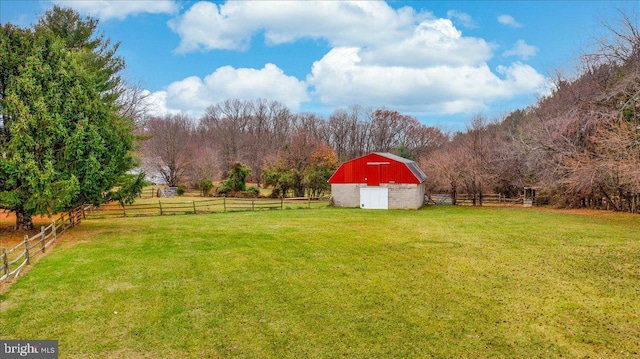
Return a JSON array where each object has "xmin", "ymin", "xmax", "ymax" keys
[
  {"xmin": 138, "ymin": 187, "xmax": 158, "ymax": 199},
  {"xmin": 427, "ymin": 193, "xmax": 523, "ymax": 206},
  {"xmin": 85, "ymin": 197, "xmax": 331, "ymax": 219},
  {"xmin": 0, "ymin": 206, "xmax": 86, "ymax": 283},
  {"xmin": 455, "ymin": 193, "xmax": 523, "ymax": 205}
]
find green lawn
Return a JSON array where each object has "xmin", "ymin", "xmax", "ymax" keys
[{"xmin": 1, "ymin": 207, "xmax": 639, "ymax": 358}]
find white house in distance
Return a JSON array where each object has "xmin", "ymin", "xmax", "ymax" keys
[{"xmin": 328, "ymin": 152, "xmax": 427, "ymax": 210}]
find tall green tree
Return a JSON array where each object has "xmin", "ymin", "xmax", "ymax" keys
[
  {"xmin": 0, "ymin": 7, "xmax": 136, "ymax": 229},
  {"xmin": 36, "ymin": 5, "xmax": 124, "ymax": 106}
]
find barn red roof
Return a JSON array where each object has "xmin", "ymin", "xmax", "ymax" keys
[{"xmin": 328, "ymin": 152, "xmax": 426, "ymax": 185}]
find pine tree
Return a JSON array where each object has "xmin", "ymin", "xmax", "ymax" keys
[{"xmin": 0, "ymin": 7, "xmax": 136, "ymax": 229}]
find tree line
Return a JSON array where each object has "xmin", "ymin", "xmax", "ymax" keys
[
  {"xmin": 424, "ymin": 12, "xmax": 640, "ymax": 212},
  {"xmin": 142, "ymin": 11, "xmax": 640, "ymax": 213},
  {"xmin": 140, "ymin": 102, "xmax": 446, "ymax": 197}
]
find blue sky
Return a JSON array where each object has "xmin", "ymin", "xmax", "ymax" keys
[{"xmin": 1, "ymin": 0, "xmax": 635, "ymax": 129}]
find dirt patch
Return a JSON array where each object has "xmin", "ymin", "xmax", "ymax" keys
[{"xmin": 0, "ymin": 211, "xmax": 59, "ymax": 251}]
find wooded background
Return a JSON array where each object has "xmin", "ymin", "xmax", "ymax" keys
[{"xmin": 140, "ymin": 13, "xmax": 640, "ymax": 213}]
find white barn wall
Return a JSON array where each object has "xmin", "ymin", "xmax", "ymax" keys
[
  {"xmin": 331, "ymin": 184, "xmax": 362, "ymax": 207},
  {"xmin": 331, "ymin": 183, "xmax": 425, "ymax": 209},
  {"xmin": 388, "ymin": 183, "xmax": 425, "ymax": 209}
]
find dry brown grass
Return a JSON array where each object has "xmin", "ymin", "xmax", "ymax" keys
[{"xmin": 0, "ymin": 211, "xmax": 59, "ymax": 250}]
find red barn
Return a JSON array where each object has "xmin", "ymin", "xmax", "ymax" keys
[{"xmin": 328, "ymin": 152, "xmax": 426, "ymax": 209}]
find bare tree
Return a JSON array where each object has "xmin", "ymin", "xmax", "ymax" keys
[
  {"xmin": 404, "ymin": 122, "xmax": 447, "ymax": 160},
  {"xmin": 456, "ymin": 115, "xmax": 500, "ymax": 205},
  {"xmin": 491, "ymin": 109, "xmax": 533, "ymax": 197},
  {"xmin": 266, "ymin": 100, "xmax": 294, "ymax": 148},
  {"xmin": 369, "ymin": 109, "xmax": 407, "ymax": 152},
  {"xmin": 294, "ymin": 112, "xmax": 326, "ymax": 143},
  {"xmin": 115, "ymin": 80, "xmax": 151, "ymax": 128},
  {"xmin": 188, "ymin": 142, "xmax": 221, "ymax": 186},
  {"xmin": 200, "ymin": 99, "xmax": 253, "ymax": 175},
  {"xmin": 143, "ymin": 113, "xmax": 195, "ymax": 186},
  {"xmin": 420, "ymin": 145, "xmax": 464, "ymax": 205},
  {"xmin": 325, "ymin": 109, "xmax": 352, "ymax": 161},
  {"xmin": 517, "ymin": 9, "xmax": 640, "ymax": 211}
]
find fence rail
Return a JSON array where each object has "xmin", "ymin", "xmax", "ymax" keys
[
  {"xmin": 85, "ymin": 197, "xmax": 331, "ymax": 219},
  {"xmin": 427, "ymin": 193, "xmax": 523, "ymax": 206},
  {"xmin": 455, "ymin": 193, "xmax": 523, "ymax": 205},
  {"xmin": 1, "ymin": 206, "xmax": 86, "ymax": 283}
]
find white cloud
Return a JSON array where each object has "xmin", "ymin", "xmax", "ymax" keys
[
  {"xmin": 147, "ymin": 64, "xmax": 309, "ymax": 116},
  {"xmin": 497, "ymin": 14, "xmax": 522, "ymax": 28},
  {"xmin": 360, "ymin": 18, "xmax": 494, "ymax": 67},
  {"xmin": 168, "ymin": 0, "xmax": 426, "ymax": 53},
  {"xmin": 496, "ymin": 62, "xmax": 548, "ymax": 94},
  {"xmin": 143, "ymin": 90, "xmax": 181, "ymax": 117},
  {"xmin": 503, "ymin": 40, "xmax": 538, "ymax": 60},
  {"xmin": 308, "ymin": 47, "xmax": 546, "ymax": 114},
  {"xmin": 53, "ymin": 0, "xmax": 178, "ymax": 21},
  {"xmin": 447, "ymin": 10, "xmax": 476, "ymax": 28},
  {"xmin": 164, "ymin": 1, "xmax": 547, "ymax": 118}
]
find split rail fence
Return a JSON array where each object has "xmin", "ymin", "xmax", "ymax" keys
[
  {"xmin": 1, "ymin": 206, "xmax": 86, "ymax": 283},
  {"xmin": 85, "ymin": 197, "xmax": 331, "ymax": 219},
  {"xmin": 428, "ymin": 193, "xmax": 523, "ymax": 206},
  {"xmin": 455, "ymin": 194, "xmax": 523, "ymax": 205}
]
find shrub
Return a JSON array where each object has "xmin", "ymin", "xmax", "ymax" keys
[
  {"xmin": 224, "ymin": 163, "xmax": 251, "ymax": 192},
  {"xmin": 216, "ymin": 185, "xmax": 231, "ymax": 196},
  {"xmin": 199, "ymin": 179, "xmax": 214, "ymax": 197},
  {"xmin": 176, "ymin": 185, "xmax": 186, "ymax": 196},
  {"xmin": 245, "ymin": 186, "xmax": 260, "ymax": 198}
]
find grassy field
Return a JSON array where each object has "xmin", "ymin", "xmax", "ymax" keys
[{"xmin": 1, "ymin": 206, "xmax": 639, "ymax": 358}]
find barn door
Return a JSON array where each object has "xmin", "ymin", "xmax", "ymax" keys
[
  {"xmin": 366, "ymin": 164, "xmax": 380, "ymax": 186},
  {"xmin": 360, "ymin": 187, "xmax": 389, "ymax": 209}
]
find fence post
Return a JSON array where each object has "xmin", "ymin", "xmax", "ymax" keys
[
  {"xmin": 24, "ymin": 235, "xmax": 30, "ymax": 265},
  {"xmin": 2, "ymin": 249, "xmax": 9, "ymax": 278},
  {"xmin": 193, "ymin": 201, "xmax": 197, "ymax": 214},
  {"xmin": 52, "ymin": 219, "xmax": 57, "ymax": 240},
  {"xmin": 59, "ymin": 213, "xmax": 65, "ymax": 233},
  {"xmin": 252, "ymin": 199, "xmax": 255, "ymax": 211},
  {"xmin": 224, "ymin": 196, "xmax": 226, "ymax": 212},
  {"xmin": 159, "ymin": 201, "xmax": 163, "ymax": 215},
  {"xmin": 122, "ymin": 204, "xmax": 127, "ymax": 218},
  {"xmin": 40, "ymin": 226, "xmax": 46, "ymax": 253}
]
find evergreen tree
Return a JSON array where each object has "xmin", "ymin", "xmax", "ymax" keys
[
  {"xmin": 224, "ymin": 162, "xmax": 252, "ymax": 192},
  {"xmin": 0, "ymin": 7, "xmax": 136, "ymax": 229}
]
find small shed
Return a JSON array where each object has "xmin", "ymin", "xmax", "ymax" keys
[{"xmin": 328, "ymin": 152, "xmax": 427, "ymax": 209}]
